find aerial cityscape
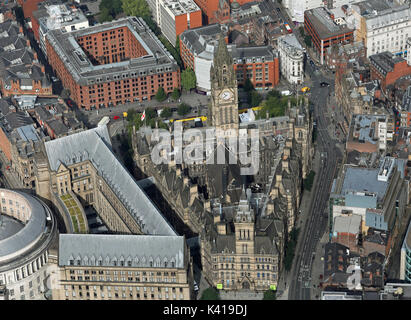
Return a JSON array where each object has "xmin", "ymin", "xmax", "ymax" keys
[{"xmin": 1, "ymin": 0, "xmax": 411, "ymax": 304}]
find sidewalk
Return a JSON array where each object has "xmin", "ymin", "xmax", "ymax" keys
[
  {"xmin": 310, "ymin": 228, "xmax": 329, "ymax": 300},
  {"xmin": 81, "ymin": 91, "xmax": 210, "ymax": 123},
  {"xmin": 220, "ymin": 290, "xmax": 263, "ymax": 300},
  {"xmin": 276, "ymin": 147, "xmax": 322, "ymax": 299}
]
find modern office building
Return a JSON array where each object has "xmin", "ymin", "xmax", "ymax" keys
[
  {"xmin": 0, "ymin": 189, "xmax": 57, "ymax": 300},
  {"xmin": 45, "ymin": 17, "xmax": 180, "ymax": 110},
  {"xmin": 304, "ymin": 7, "xmax": 354, "ymax": 65},
  {"xmin": 148, "ymin": 0, "xmax": 202, "ymax": 46}
]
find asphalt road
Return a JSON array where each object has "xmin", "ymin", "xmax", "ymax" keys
[{"xmin": 288, "ymin": 63, "xmax": 343, "ymax": 300}]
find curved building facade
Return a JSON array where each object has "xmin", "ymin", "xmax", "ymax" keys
[{"xmin": 0, "ymin": 189, "xmax": 57, "ymax": 300}]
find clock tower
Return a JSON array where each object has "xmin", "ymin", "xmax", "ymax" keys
[{"xmin": 209, "ymin": 33, "xmax": 239, "ymax": 132}]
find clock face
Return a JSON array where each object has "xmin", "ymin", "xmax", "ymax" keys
[{"xmin": 221, "ymin": 91, "xmax": 232, "ymax": 101}]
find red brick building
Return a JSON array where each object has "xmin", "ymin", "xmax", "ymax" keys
[
  {"xmin": 0, "ymin": 20, "xmax": 51, "ymax": 97},
  {"xmin": 17, "ymin": 0, "xmax": 44, "ymax": 22},
  {"xmin": 194, "ymin": 0, "xmax": 258, "ymax": 24},
  {"xmin": 370, "ymin": 52, "xmax": 411, "ymax": 92},
  {"xmin": 45, "ymin": 17, "xmax": 180, "ymax": 110},
  {"xmin": 180, "ymin": 24, "xmax": 279, "ymax": 92},
  {"xmin": 157, "ymin": 0, "xmax": 202, "ymax": 46},
  {"xmin": 331, "ymin": 215, "xmax": 361, "ymax": 254},
  {"xmin": 231, "ymin": 46, "xmax": 280, "ymax": 90},
  {"xmin": 215, "ymin": 0, "xmax": 231, "ymax": 24},
  {"xmin": 304, "ymin": 7, "xmax": 354, "ymax": 65}
]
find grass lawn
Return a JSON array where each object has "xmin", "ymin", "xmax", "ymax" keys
[{"xmin": 62, "ymin": 193, "xmax": 87, "ymax": 233}]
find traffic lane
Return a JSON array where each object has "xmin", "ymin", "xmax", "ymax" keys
[{"xmin": 292, "ymin": 105, "xmax": 338, "ymax": 297}]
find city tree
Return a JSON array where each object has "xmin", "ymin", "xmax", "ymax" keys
[
  {"xmin": 155, "ymin": 87, "xmax": 167, "ymax": 102},
  {"xmin": 250, "ymin": 90, "xmax": 263, "ymax": 107},
  {"xmin": 121, "ymin": 0, "xmax": 150, "ymax": 17},
  {"xmin": 160, "ymin": 107, "xmax": 172, "ymax": 119},
  {"xmin": 171, "ymin": 88, "xmax": 181, "ymax": 101},
  {"xmin": 181, "ymin": 68, "xmax": 196, "ymax": 92},
  {"xmin": 177, "ymin": 103, "xmax": 191, "ymax": 116},
  {"xmin": 263, "ymin": 290, "xmax": 277, "ymax": 300},
  {"xmin": 200, "ymin": 287, "xmax": 220, "ymax": 300}
]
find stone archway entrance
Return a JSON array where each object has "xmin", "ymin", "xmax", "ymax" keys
[{"xmin": 242, "ymin": 280, "xmax": 250, "ymax": 290}]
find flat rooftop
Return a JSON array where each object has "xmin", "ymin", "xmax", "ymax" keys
[
  {"xmin": 34, "ymin": 3, "xmax": 88, "ymax": 27},
  {"xmin": 46, "ymin": 17, "xmax": 178, "ymax": 86},
  {"xmin": 348, "ymin": 114, "xmax": 387, "ymax": 145},
  {"xmin": 229, "ymin": 45, "xmax": 277, "ymax": 63},
  {"xmin": 305, "ymin": 7, "xmax": 354, "ymax": 39},
  {"xmin": 161, "ymin": 0, "xmax": 200, "ymax": 16},
  {"xmin": 334, "ymin": 214, "xmax": 362, "ymax": 235},
  {"xmin": 341, "ymin": 166, "xmax": 389, "ymax": 202}
]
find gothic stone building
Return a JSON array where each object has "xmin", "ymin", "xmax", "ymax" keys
[
  {"xmin": 30, "ymin": 126, "xmax": 195, "ymax": 300},
  {"xmin": 200, "ymin": 188, "xmax": 284, "ymax": 291}
]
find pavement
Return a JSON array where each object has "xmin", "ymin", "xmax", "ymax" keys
[
  {"xmin": 220, "ymin": 290, "xmax": 263, "ymax": 300},
  {"xmin": 310, "ymin": 229, "xmax": 329, "ymax": 300},
  {"xmin": 81, "ymin": 92, "xmax": 210, "ymax": 126}
]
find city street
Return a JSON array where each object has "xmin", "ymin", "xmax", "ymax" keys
[{"xmin": 287, "ymin": 62, "xmax": 343, "ymax": 300}]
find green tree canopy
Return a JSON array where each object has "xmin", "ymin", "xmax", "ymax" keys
[
  {"xmin": 155, "ymin": 87, "xmax": 167, "ymax": 102},
  {"xmin": 267, "ymin": 89, "xmax": 281, "ymax": 99},
  {"xmin": 200, "ymin": 288, "xmax": 220, "ymax": 300},
  {"xmin": 181, "ymin": 68, "xmax": 196, "ymax": 92},
  {"xmin": 304, "ymin": 35, "xmax": 312, "ymax": 47},
  {"xmin": 160, "ymin": 107, "xmax": 172, "ymax": 119},
  {"xmin": 121, "ymin": 0, "xmax": 150, "ymax": 17},
  {"xmin": 177, "ymin": 103, "xmax": 191, "ymax": 116},
  {"xmin": 263, "ymin": 290, "xmax": 277, "ymax": 300},
  {"xmin": 98, "ymin": 7, "xmax": 113, "ymax": 22},
  {"xmin": 243, "ymin": 78, "xmax": 254, "ymax": 92},
  {"xmin": 99, "ymin": 0, "xmax": 122, "ymax": 21},
  {"xmin": 250, "ymin": 91, "xmax": 263, "ymax": 107},
  {"xmin": 171, "ymin": 88, "xmax": 181, "ymax": 101}
]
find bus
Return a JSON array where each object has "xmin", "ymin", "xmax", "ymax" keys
[
  {"xmin": 169, "ymin": 116, "xmax": 207, "ymax": 123},
  {"xmin": 238, "ymin": 106, "xmax": 263, "ymax": 114},
  {"xmin": 284, "ymin": 23, "xmax": 292, "ymax": 33},
  {"xmin": 97, "ymin": 116, "xmax": 110, "ymax": 127}
]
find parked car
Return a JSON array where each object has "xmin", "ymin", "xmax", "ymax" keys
[
  {"xmin": 113, "ymin": 115, "xmax": 120, "ymax": 120},
  {"xmin": 193, "ymin": 281, "xmax": 199, "ymax": 292}
]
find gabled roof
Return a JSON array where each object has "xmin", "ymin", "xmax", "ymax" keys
[
  {"xmin": 45, "ymin": 126, "xmax": 177, "ymax": 236},
  {"xmin": 58, "ymin": 234, "xmax": 185, "ymax": 268}
]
